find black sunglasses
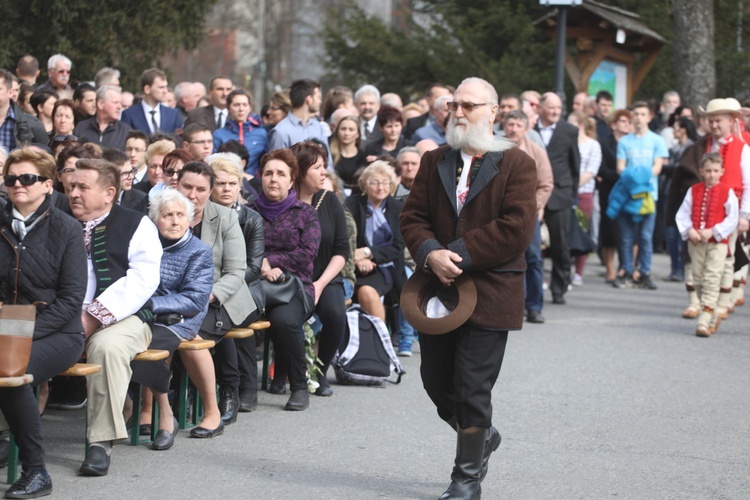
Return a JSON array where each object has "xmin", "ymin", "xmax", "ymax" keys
[{"xmin": 4, "ymin": 174, "xmax": 49, "ymax": 186}]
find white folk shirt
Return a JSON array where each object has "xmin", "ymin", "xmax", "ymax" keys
[
  {"xmin": 456, "ymin": 152, "xmax": 473, "ymax": 213},
  {"xmin": 710, "ymin": 136, "xmax": 750, "ymax": 216}
]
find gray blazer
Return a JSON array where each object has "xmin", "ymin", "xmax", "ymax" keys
[{"xmin": 200, "ymin": 202, "xmax": 254, "ymax": 325}]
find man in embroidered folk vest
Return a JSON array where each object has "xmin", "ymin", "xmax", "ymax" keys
[
  {"xmin": 669, "ymin": 98, "xmax": 750, "ymax": 318},
  {"xmin": 675, "ymin": 153, "xmax": 739, "ymax": 336},
  {"xmin": 68, "ymin": 159, "xmax": 162, "ymax": 477},
  {"xmin": 400, "ymin": 77, "xmax": 537, "ymax": 499}
]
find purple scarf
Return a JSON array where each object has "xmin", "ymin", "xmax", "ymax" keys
[{"xmin": 254, "ymin": 189, "xmax": 298, "ymax": 222}]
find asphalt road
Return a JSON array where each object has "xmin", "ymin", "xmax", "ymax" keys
[{"xmin": 4, "ymin": 254, "xmax": 749, "ymax": 499}]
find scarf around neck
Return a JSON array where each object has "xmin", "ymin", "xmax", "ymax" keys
[{"xmin": 254, "ymin": 189, "xmax": 297, "ymax": 222}]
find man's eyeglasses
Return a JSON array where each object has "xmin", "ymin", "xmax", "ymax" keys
[
  {"xmin": 52, "ymin": 68, "xmax": 70, "ymax": 74},
  {"xmin": 59, "ymin": 168, "xmax": 76, "ymax": 176},
  {"xmin": 164, "ymin": 168, "xmax": 182, "ymax": 177},
  {"xmin": 4, "ymin": 174, "xmax": 49, "ymax": 187},
  {"xmin": 447, "ymin": 102, "xmax": 492, "ymax": 113},
  {"xmin": 120, "ymin": 168, "xmax": 138, "ymax": 178}
]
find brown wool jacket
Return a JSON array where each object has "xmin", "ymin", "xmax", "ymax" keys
[{"xmin": 400, "ymin": 143, "xmax": 538, "ymax": 330}]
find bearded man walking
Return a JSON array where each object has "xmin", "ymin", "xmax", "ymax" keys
[{"xmin": 400, "ymin": 77, "xmax": 537, "ymax": 499}]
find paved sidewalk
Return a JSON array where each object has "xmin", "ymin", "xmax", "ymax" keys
[{"xmin": 4, "ymin": 255, "xmax": 749, "ymax": 499}]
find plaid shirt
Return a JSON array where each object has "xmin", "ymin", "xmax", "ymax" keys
[{"xmin": 0, "ymin": 105, "xmax": 16, "ymax": 152}]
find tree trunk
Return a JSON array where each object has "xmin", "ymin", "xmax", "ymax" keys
[{"xmin": 673, "ymin": 0, "xmax": 715, "ymax": 107}]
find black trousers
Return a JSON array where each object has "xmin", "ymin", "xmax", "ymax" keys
[
  {"xmin": 266, "ymin": 293, "xmax": 309, "ymax": 392},
  {"xmin": 235, "ymin": 309, "xmax": 261, "ymax": 397},
  {"xmin": 315, "ymin": 282, "xmax": 347, "ymax": 376},
  {"xmin": 0, "ymin": 332, "xmax": 84, "ymax": 471},
  {"xmin": 545, "ymin": 207, "xmax": 572, "ymax": 299},
  {"xmin": 418, "ymin": 325, "xmax": 508, "ymax": 429}
]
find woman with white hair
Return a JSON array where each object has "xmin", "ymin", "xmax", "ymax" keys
[
  {"xmin": 130, "ymin": 189, "xmax": 214, "ymax": 450},
  {"xmin": 207, "ymin": 152, "xmax": 265, "ymax": 412},
  {"xmin": 347, "ymin": 160, "xmax": 407, "ymax": 321}
]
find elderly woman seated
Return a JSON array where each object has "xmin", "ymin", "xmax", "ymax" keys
[
  {"xmin": 130, "ymin": 189, "xmax": 214, "ymax": 450},
  {"xmin": 346, "ymin": 160, "xmax": 407, "ymax": 321}
]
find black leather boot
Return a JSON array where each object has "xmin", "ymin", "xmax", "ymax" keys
[
  {"xmin": 439, "ymin": 427, "xmax": 487, "ymax": 500},
  {"xmin": 218, "ymin": 386, "xmax": 240, "ymax": 425},
  {"xmin": 479, "ymin": 427, "xmax": 501, "ymax": 482}
]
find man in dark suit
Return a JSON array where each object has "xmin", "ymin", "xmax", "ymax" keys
[
  {"xmin": 354, "ymin": 85, "xmax": 383, "ymax": 146},
  {"xmin": 536, "ymin": 91, "xmax": 581, "ymax": 304},
  {"xmin": 403, "ymin": 83, "xmax": 453, "ymax": 141},
  {"xmin": 121, "ymin": 68, "xmax": 183, "ymax": 135},
  {"xmin": 103, "ymin": 148, "xmax": 148, "ymax": 213},
  {"xmin": 185, "ymin": 76, "xmax": 234, "ymax": 132},
  {"xmin": 400, "ymin": 77, "xmax": 537, "ymax": 499}
]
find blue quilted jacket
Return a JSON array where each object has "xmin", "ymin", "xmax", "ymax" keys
[
  {"xmin": 605, "ymin": 166, "xmax": 654, "ymax": 222},
  {"xmin": 151, "ymin": 231, "xmax": 214, "ymax": 341}
]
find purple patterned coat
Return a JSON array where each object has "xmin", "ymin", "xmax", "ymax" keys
[{"xmin": 249, "ymin": 197, "xmax": 321, "ymax": 299}]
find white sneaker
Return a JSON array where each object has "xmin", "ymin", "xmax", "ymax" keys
[
  {"xmin": 397, "ymin": 350, "xmax": 412, "ymax": 357},
  {"xmin": 572, "ymin": 274, "xmax": 583, "ymax": 286}
]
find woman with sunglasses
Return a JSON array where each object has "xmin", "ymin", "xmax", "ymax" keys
[
  {"xmin": 0, "ymin": 147, "xmax": 87, "ymax": 499},
  {"xmin": 146, "ymin": 149, "xmax": 194, "ymax": 200}
]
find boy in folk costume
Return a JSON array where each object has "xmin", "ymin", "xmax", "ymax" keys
[{"xmin": 676, "ymin": 153, "xmax": 739, "ymax": 336}]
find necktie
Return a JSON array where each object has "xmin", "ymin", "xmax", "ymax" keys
[
  {"xmin": 150, "ymin": 109, "xmax": 159, "ymax": 132},
  {"xmin": 216, "ymin": 110, "xmax": 224, "ymax": 129},
  {"xmin": 364, "ymin": 121, "xmax": 371, "ymax": 139}
]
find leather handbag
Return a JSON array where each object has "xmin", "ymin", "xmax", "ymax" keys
[
  {"xmin": 0, "ymin": 304, "xmax": 36, "ymax": 377},
  {"xmin": 261, "ymin": 272, "xmax": 313, "ymax": 317}
]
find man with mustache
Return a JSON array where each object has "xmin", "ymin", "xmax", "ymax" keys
[{"xmin": 401, "ymin": 77, "xmax": 537, "ymax": 499}]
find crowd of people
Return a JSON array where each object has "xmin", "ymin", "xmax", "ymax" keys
[{"xmin": 0, "ymin": 52, "xmax": 748, "ymax": 499}]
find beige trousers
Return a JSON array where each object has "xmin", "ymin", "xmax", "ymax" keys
[
  {"xmin": 689, "ymin": 241, "xmax": 728, "ymax": 313},
  {"xmin": 86, "ymin": 316, "xmax": 151, "ymax": 443},
  {"xmin": 717, "ymin": 230, "xmax": 738, "ymax": 309}
]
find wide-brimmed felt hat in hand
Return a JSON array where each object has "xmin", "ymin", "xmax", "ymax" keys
[
  {"xmin": 400, "ymin": 270, "xmax": 477, "ymax": 335},
  {"xmin": 699, "ymin": 98, "xmax": 742, "ymax": 117}
]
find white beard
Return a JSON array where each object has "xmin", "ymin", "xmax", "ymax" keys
[{"xmin": 446, "ymin": 116, "xmax": 514, "ymax": 153}]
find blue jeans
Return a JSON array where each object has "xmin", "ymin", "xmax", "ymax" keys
[
  {"xmin": 397, "ymin": 267, "xmax": 415, "ymax": 351},
  {"xmin": 524, "ymin": 218, "xmax": 544, "ymax": 312},
  {"xmin": 617, "ymin": 212, "xmax": 656, "ymax": 275},
  {"xmin": 664, "ymin": 225, "xmax": 684, "ymax": 277}
]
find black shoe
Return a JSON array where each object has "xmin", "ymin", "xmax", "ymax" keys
[
  {"xmin": 480, "ymin": 427, "xmax": 502, "ymax": 482},
  {"xmin": 139, "ymin": 424, "xmax": 152, "ymax": 436},
  {"xmin": 79, "ymin": 446, "xmax": 110, "ymax": 477},
  {"xmin": 638, "ymin": 274, "xmax": 658, "ymax": 290},
  {"xmin": 0, "ymin": 439, "xmax": 8, "ymax": 468},
  {"xmin": 285, "ymin": 389, "xmax": 309, "ymax": 411},
  {"xmin": 4, "ymin": 469, "xmax": 52, "ymax": 499},
  {"xmin": 552, "ymin": 295, "xmax": 566, "ymax": 304},
  {"xmin": 526, "ymin": 310, "xmax": 545, "ymax": 323},
  {"xmin": 268, "ymin": 378, "xmax": 287, "ymax": 395},
  {"xmin": 439, "ymin": 427, "xmax": 486, "ymax": 500},
  {"xmin": 612, "ymin": 273, "xmax": 635, "ymax": 289},
  {"xmin": 189, "ymin": 420, "xmax": 224, "ymax": 439},
  {"xmin": 218, "ymin": 386, "xmax": 239, "ymax": 425},
  {"xmin": 314, "ymin": 375, "xmax": 333, "ymax": 397},
  {"xmin": 238, "ymin": 390, "xmax": 258, "ymax": 413},
  {"xmin": 151, "ymin": 417, "xmax": 179, "ymax": 451}
]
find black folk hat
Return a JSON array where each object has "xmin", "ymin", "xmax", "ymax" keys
[{"xmin": 400, "ymin": 269, "xmax": 477, "ymax": 335}]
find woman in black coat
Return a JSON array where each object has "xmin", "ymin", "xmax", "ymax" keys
[
  {"xmin": 0, "ymin": 148, "xmax": 87, "ymax": 498},
  {"xmin": 346, "ymin": 161, "xmax": 406, "ymax": 322}
]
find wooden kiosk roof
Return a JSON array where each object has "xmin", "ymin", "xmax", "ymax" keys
[{"xmin": 535, "ymin": 0, "xmax": 665, "ymax": 102}]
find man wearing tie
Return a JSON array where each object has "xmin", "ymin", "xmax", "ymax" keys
[
  {"xmin": 121, "ymin": 68, "xmax": 183, "ymax": 135},
  {"xmin": 185, "ymin": 76, "xmax": 234, "ymax": 132},
  {"xmin": 536, "ymin": 92, "xmax": 580, "ymax": 304},
  {"xmin": 355, "ymin": 85, "xmax": 383, "ymax": 146}
]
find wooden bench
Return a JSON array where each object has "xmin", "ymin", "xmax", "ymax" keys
[
  {"xmin": 175, "ymin": 339, "xmax": 215, "ymax": 429},
  {"xmin": 0, "ymin": 374, "xmax": 33, "ymax": 388},
  {"xmin": 59, "ymin": 363, "xmax": 102, "ymax": 377},
  {"xmin": 224, "ymin": 327, "xmax": 254, "ymax": 339}
]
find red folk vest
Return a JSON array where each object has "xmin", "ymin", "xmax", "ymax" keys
[
  {"xmin": 706, "ymin": 136, "xmax": 744, "ymax": 200},
  {"xmin": 691, "ymin": 182, "xmax": 732, "ymax": 243}
]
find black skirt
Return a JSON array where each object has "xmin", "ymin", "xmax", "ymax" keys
[
  {"xmin": 130, "ymin": 324, "xmax": 182, "ymax": 393},
  {"xmin": 355, "ymin": 267, "xmax": 393, "ymax": 296}
]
